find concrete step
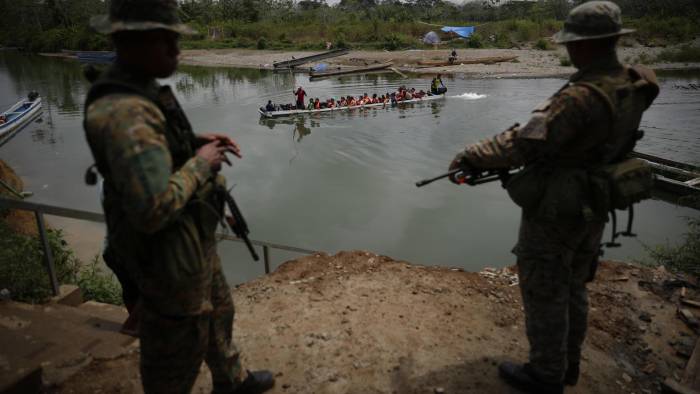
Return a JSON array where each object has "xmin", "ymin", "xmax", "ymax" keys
[{"xmin": 0, "ymin": 300, "xmax": 137, "ymax": 393}]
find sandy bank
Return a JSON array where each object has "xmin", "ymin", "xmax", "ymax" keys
[
  {"xmin": 55, "ymin": 251, "xmax": 699, "ymax": 393},
  {"xmin": 179, "ymin": 45, "xmax": 700, "ymax": 79}
]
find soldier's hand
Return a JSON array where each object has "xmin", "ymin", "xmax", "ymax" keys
[
  {"xmin": 198, "ymin": 133, "xmax": 241, "ymax": 158},
  {"xmin": 448, "ymin": 152, "xmax": 471, "ymax": 185},
  {"xmin": 197, "ymin": 141, "xmax": 237, "ymax": 173}
]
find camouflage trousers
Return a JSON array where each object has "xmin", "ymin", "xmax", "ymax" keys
[
  {"xmin": 139, "ymin": 261, "xmax": 242, "ymax": 394},
  {"xmin": 513, "ymin": 214, "xmax": 605, "ymax": 384}
]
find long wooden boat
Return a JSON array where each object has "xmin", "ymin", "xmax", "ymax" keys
[
  {"xmin": 417, "ymin": 55, "xmax": 518, "ymax": 67},
  {"xmin": 630, "ymin": 151, "xmax": 700, "ymax": 198},
  {"xmin": 273, "ymin": 48, "xmax": 350, "ymax": 69},
  {"xmin": 0, "ymin": 94, "xmax": 42, "ymax": 139},
  {"xmin": 309, "ymin": 63, "xmax": 393, "ymax": 79},
  {"xmin": 75, "ymin": 51, "xmax": 115, "ymax": 64},
  {"xmin": 258, "ymin": 93, "xmax": 446, "ymax": 118}
]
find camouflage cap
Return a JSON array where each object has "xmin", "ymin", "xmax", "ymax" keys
[
  {"xmin": 90, "ymin": 0, "xmax": 196, "ymax": 35},
  {"xmin": 553, "ymin": 1, "xmax": 634, "ymax": 44}
]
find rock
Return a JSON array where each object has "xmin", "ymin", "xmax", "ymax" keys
[
  {"xmin": 622, "ymin": 373, "xmax": 633, "ymax": 383},
  {"xmin": 0, "ymin": 288, "xmax": 10, "ymax": 301},
  {"xmin": 434, "ymin": 388, "xmax": 445, "ymax": 394},
  {"xmin": 282, "ymin": 383, "xmax": 291, "ymax": 389},
  {"xmin": 639, "ymin": 312, "xmax": 652, "ymax": 323}
]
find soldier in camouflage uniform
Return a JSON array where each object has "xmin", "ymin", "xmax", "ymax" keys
[
  {"xmin": 83, "ymin": 1, "xmax": 274, "ymax": 393},
  {"xmin": 448, "ymin": 2, "xmax": 659, "ymax": 393}
]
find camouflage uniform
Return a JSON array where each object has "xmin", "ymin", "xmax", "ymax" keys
[
  {"xmin": 84, "ymin": 63, "xmax": 243, "ymax": 393},
  {"xmin": 452, "ymin": 2, "xmax": 659, "ymax": 386}
]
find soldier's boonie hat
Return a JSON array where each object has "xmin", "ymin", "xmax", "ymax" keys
[
  {"xmin": 553, "ymin": 1, "xmax": 634, "ymax": 44},
  {"xmin": 90, "ymin": 0, "xmax": 196, "ymax": 35}
]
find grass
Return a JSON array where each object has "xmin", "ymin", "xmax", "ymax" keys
[
  {"xmin": 640, "ymin": 217, "xmax": 700, "ymax": 277},
  {"xmin": 0, "ymin": 220, "xmax": 122, "ymax": 305},
  {"xmin": 656, "ymin": 45, "xmax": 700, "ymax": 63}
]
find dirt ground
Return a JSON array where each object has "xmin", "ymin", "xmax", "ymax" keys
[
  {"xmin": 53, "ymin": 251, "xmax": 699, "ymax": 394},
  {"xmin": 179, "ymin": 40, "xmax": 700, "ymax": 79}
]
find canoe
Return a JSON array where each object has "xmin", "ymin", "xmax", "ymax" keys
[
  {"xmin": 417, "ymin": 55, "xmax": 518, "ymax": 67},
  {"xmin": 0, "ymin": 93, "xmax": 42, "ymax": 139},
  {"xmin": 309, "ymin": 63, "xmax": 393, "ymax": 79},
  {"xmin": 258, "ymin": 93, "xmax": 446, "ymax": 118},
  {"xmin": 75, "ymin": 51, "xmax": 116, "ymax": 64},
  {"xmin": 630, "ymin": 151, "xmax": 700, "ymax": 198}
]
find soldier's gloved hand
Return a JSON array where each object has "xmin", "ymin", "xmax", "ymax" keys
[
  {"xmin": 196, "ymin": 141, "xmax": 237, "ymax": 173},
  {"xmin": 448, "ymin": 151, "xmax": 471, "ymax": 185}
]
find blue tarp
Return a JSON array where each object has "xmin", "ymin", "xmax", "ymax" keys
[
  {"xmin": 313, "ymin": 63, "xmax": 328, "ymax": 72},
  {"xmin": 441, "ymin": 26, "xmax": 475, "ymax": 39}
]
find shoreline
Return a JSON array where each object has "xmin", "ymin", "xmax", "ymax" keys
[{"xmin": 177, "ymin": 46, "xmax": 700, "ymax": 79}]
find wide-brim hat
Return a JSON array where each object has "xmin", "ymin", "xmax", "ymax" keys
[
  {"xmin": 553, "ymin": 1, "xmax": 634, "ymax": 44},
  {"xmin": 90, "ymin": 0, "xmax": 196, "ymax": 35}
]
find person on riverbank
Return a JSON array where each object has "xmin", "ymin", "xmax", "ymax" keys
[
  {"xmin": 447, "ymin": 2, "xmax": 659, "ymax": 393},
  {"xmin": 294, "ymin": 86, "xmax": 306, "ymax": 109},
  {"xmin": 82, "ymin": 1, "xmax": 275, "ymax": 393}
]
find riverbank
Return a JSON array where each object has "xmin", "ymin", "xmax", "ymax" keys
[
  {"xmin": 52, "ymin": 251, "xmax": 699, "ymax": 394},
  {"xmin": 179, "ymin": 43, "xmax": 700, "ymax": 79}
]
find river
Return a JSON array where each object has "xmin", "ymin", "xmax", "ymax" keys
[{"xmin": 0, "ymin": 52, "xmax": 698, "ymax": 284}]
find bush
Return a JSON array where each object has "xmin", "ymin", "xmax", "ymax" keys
[
  {"xmin": 641, "ymin": 217, "xmax": 700, "ymax": 277},
  {"xmin": 381, "ymin": 33, "xmax": 412, "ymax": 51},
  {"xmin": 77, "ymin": 256, "xmax": 123, "ymax": 305},
  {"xmin": 559, "ymin": 57, "xmax": 572, "ymax": 67},
  {"xmin": 257, "ymin": 37, "xmax": 267, "ymax": 49},
  {"xmin": 534, "ymin": 38, "xmax": 550, "ymax": 50},
  {"xmin": 0, "ymin": 221, "xmax": 79, "ymax": 303},
  {"xmin": 467, "ymin": 33, "xmax": 484, "ymax": 48}
]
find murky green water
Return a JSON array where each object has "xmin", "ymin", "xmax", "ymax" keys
[{"xmin": 1, "ymin": 52, "xmax": 698, "ymax": 284}]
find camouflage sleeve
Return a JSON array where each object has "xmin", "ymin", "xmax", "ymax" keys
[
  {"xmin": 459, "ymin": 84, "xmax": 609, "ymax": 169},
  {"xmin": 86, "ymin": 94, "xmax": 211, "ymax": 233}
]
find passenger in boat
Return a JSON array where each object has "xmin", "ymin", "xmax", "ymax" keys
[
  {"xmin": 328, "ymin": 98, "xmax": 336, "ymax": 108},
  {"xmin": 265, "ymin": 100, "xmax": 275, "ymax": 112},
  {"xmin": 404, "ymin": 89, "xmax": 413, "ymax": 100},
  {"xmin": 294, "ymin": 87, "xmax": 307, "ymax": 109},
  {"xmin": 390, "ymin": 92, "xmax": 397, "ymax": 105},
  {"xmin": 348, "ymin": 96, "xmax": 357, "ymax": 106},
  {"xmin": 339, "ymin": 97, "xmax": 347, "ymax": 106},
  {"xmin": 314, "ymin": 98, "xmax": 321, "ymax": 109},
  {"xmin": 431, "ymin": 74, "xmax": 447, "ymax": 95},
  {"xmin": 0, "ymin": 115, "xmax": 5, "ymax": 125},
  {"xmin": 371, "ymin": 93, "xmax": 378, "ymax": 103},
  {"xmin": 307, "ymin": 98, "xmax": 314, "ymax": 110}
]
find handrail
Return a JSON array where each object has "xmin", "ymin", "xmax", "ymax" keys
[{"xmin": 0, "ymin": 195, "xmax": 317, "ymax": 295}]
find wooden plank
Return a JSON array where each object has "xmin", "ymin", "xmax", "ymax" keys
[
  {"xmin": 684, "ymin": 338, "xmax": 700, "ymax": 390},
  {"xmin": 417, "ymin": 55, "xmax": 518, "ymax": 67},
  {"xmin": 630, "ymin": 151, "xmax": 700, "ymax": 173},
  {"xmin": 681, "ymin": 299, "xmax": 700, "ymax": 308}
]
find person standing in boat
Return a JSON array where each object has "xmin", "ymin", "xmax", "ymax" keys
[
  {"xmin": 82, "ymin": 1, "xmax": 275, "ymax": 393},
  {"xmin": 431, "ymin": 74, "xmax": 446, "ymax": 95},
  {"xmin": 294, "ymin": 86, "xmax": 307, "ymax": 109},
  {"xmin": 446, "ymin": 2, "xmax": 658, "ymax": 393}
]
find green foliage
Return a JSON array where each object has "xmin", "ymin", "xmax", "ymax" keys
[
  {"xmin": 77, "ymin": 256, "xmax": 123, "ymax": 305},
  {"xmin": 641, "ymin": 218, "xmax": 700, "ymax": 277},
  {"xmin": 656, "ymin": 45, "xmax": 700, "ymax": 63},
  {"xmin": 0, "ymin": 221, "xmax": 79, "ymax": 303},
  {"xmin": 257, "ymin": 37, "xmax": 267, "ymax": 50},
  {"xmin": 534, "ymin": 38, "xmax": 550, "ymax": 50},
  {"xmin": 559, "ymin": 57, "xmax": 572, "ymax": 67},
  {"xmin": 467, "ymin": 33, "xmax": 484, "ymax": 49},
  {"xmin": 381, "ymin": 33, "xmax": 413, "ymax": 51},
  {"xmin": 630, "ymin": 17, "xmax": 700, "ymax": 46}
]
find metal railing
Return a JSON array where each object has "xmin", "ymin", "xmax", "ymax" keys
[{"xmin": 0, "ymin": 196, "xmax": 317, "ymax": 296}]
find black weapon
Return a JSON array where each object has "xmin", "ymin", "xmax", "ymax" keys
[
  {"xmin": 415, "ymin": 168, "xmax": 512, "ymax": 188},
  {"xmin": 221, "ymin": 187, "xmax": 260, "ymax": 261}
]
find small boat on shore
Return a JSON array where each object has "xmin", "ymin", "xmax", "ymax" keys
[
  {"xmin": 630, "ymin": 151, "xmax": 700, "ymax": 199},
  {"xmin": 0, "ymin": 92, "xmax": 42, "ymax": 139},
  {"xmin": 258, "ymin": 93, "xmax": 446, "ymax": 118},
  {"xmin": 417, "ymin": 55, "xmax": 518, "ymax": 67},
  {"xmin": 309, "ymin": 62, "xmax": 393, "ymax": 79}
]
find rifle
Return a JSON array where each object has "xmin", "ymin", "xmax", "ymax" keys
[
  {"xmin": 415, "ymin": 168, "xmax": 513, "ymax": 188},
  {"xmin": 220, "ymin": 187, "xmax": 260, "ymax": 261}
]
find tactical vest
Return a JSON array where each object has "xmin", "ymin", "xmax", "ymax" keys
[
  {"xmin": 84, "ymin": 66, "xmax": 223, "ymax": 316},
  {"xmin": 506, "ymin": 64, "xmax": 659, "ymax": 222}
]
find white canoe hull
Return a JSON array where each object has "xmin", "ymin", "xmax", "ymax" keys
[
  {"xmin": 259, "ymin": 94, "xmax": 446, "ymax": 118},
  {"xmin": 0, "ymin": 97, "xmax": 43, "ymax": 138}
]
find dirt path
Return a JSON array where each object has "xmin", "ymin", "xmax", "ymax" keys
[
  {"xmin": 179, "ymin": 44, "xmax": 700, "ymax": 79},
  {"xmin": 53, "ymin": 252, "xmax": 698, "ymax": 394}
]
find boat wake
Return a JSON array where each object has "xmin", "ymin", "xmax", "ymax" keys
[{"xmin": 453, "ymin": 92, "xmax": 487, "ymax": 100}]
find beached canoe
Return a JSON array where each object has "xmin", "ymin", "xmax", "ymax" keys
[
  {"xmin": 0, "ymin": 93, "xmax": 42, "ymax": 139},
  {"xmin": 630, "ymin": 151, "xmax": 700, "ymax": 198},
  {"xmin": 75, "ymin": 51, "xmax": 116, "ymax": 64},
  {"xmin": 258, "ymin": 93, "xmax": 446, "ymax": 118},
  {"xmin": 417, "ymin": 55, "xmax": 518, "ymax": 67},
  {"xmin": 309, "ymin": 62, "xmax": 393, "ymax": 79}
]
